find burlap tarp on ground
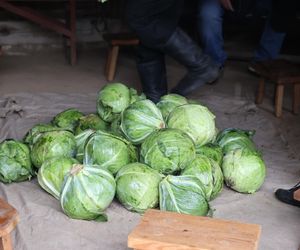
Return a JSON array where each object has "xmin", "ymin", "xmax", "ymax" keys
[{"xmin": 0, "ymin": 92, "xmax": 299, "ymax": 250}]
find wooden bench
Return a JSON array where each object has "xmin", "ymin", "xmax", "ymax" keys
[
  {"xmin": 103, "ymin": 32, "xmax": 139, "ymax": 81},
  {"xmin": 254, "ymin": 59, "xmax": 300, "ymax": 117},
  {"xmin": 0, "ymin": 198, "xmax": 19, "ymax": 250},
  {"xmin": 128, "ymin": 209, "xmax": 261, "ymax": 250}
]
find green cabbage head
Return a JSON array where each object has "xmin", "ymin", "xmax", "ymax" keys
[
  {"xmin": 24, "ymin": 123, "xmax": 60, "ymax": 145},
  {"xmin": 209, "ymin": 159, "xmax": 224, "ymax": 200},
  {"xmin": 38, "ymin": 157, "xmax": 78, "ymax": 199},
  {"xmin": 31, "ymin": 130, "xmax": 76, "ymax": 168},
  {"xmin": 196, "ymin": 143, "xmax": 223, "ymax": 166},
  {"xmin": 167, "ymin": 104, "xmax": 216, "ymax": 147},
  {"xmin": 83, "ymin": 131, "xmax": 137, "ymax": 175},
  {"xmin": 129, "ymin": 87, "xmax": 146, "ymax": 104},
  {"xmin": 216, "ymin": 128, "xmax": 257, "ymax": 154},
  {"xmin": 121, "ymin": 99, "xmax": 165, "ymax": 144},
  {"xmin": 159, "ymin": 175, "xmax": 210, "ymax": 216},
  {"xmin": 181, "ymin": 155, "xmax": 223, "ymax": 200},
  {"xmin": 60, "ymin": 164, "xmax": 116, "ymax": 221},
  {"xmin": 52, "ymin": 108, "xmax": 83, "ymax": 133},
  {"xmin": 181, "ymin": 155, "xmax": 213, "ymax": 199},
  {"xmin": 75, "ymin": 114, "xmax": 108, "ymax": 135},
  {"xmin": 156, "ymin": 94, "xmax": 188, "ymax": 120},
  {"xmin": 110, "ymin": 116, "xmax": 124, "ymax": 137},
  {"xmin": 75, "ymin": 129, "xmax": 94, "ymax": 163},
  {"xmin": 115, "ymin": 163, "xmax": 162, "ymax": 213},
  {"xmin": 140, "ymin": 128, "xmax": 196, "ymax": 174},
  {"xmin": 0, "ymin": 140, "xmax": 33, "ymax": 183},
  {"xmin": 97, "ymin": 83, "xmax": 131, "ymax": 122},
  {"xmin": 222, "ymin": 148, "xmax": 266, "ymax": 193}
]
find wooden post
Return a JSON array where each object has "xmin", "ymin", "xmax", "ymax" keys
[
  {"xmin": 106, "ymin": 46, "xmax": 119, "ymax": 81},
  {"xmin": 275, "ymin": 84, "xmax": 284, "ymax": 117},
  {"xmin": 69, "ymin": 0, "xmax": 77, "ymax": 66},
  {"xmin": 255, "ymin": 78, "xmax": 265, "ymax": 104},
  {"xmin": 0, "ymin": 198, "xmax": 19, "ymax": 250},
  {"xmin": 293, "ymin": 83, "xmax": 300, "ymax": 114},
  {"xmin": 0, "ymin": 234, "xmax": 12, "ymax": 250}
]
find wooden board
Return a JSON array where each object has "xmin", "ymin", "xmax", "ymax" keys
[{"xmin": 128, "ymin": 209, "xmax": 261, "ymax": 250}]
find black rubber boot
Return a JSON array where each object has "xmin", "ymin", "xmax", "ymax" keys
[
  {"xmin": 164, "ymin": 28, "xmax": 220, "ymax": 96},
  {"xmin": 136, "ymin": 49, "xmax": 168, "ymax": 103},
  {"xmin": 275, "ymin": 182, "xmax": 300, "ymax": 207}
]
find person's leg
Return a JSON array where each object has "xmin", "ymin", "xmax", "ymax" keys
[
  {"xmin": 253, "ymin": 0, "xmax": 286, "ymax": 62},
  {"xmin": 197, "ymin": 0, "xmax": 226, "ymax": 67},
  {"xmin": 293, "ymin": 188, "xmax": 300, "ymax": 201},
  {"xmin": 127, "ymin": 0, "xmax": 219, "ymax": 97},
  {"xmin": 164, "ymin": 28, "xmax": 220, "ymax": 96},
  {"xmin": 136, "ymin": 44, "xmax": 167, "ymax": 103},
  {"xmin": 253, "ymin": 20, "xmax": 286, "ymax": 61}
]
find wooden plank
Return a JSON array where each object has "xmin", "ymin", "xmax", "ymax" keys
[
  {"xmin": 128, "ymin": 209, "xmax": 261, "ymax": 250},
  {"xmin": 251, "ymin": 59, "xmax": 300, "ymax": 84},
  {"xmin": 275, "ymin": 84, "xmax": 284, "ymax": 117},
  {"xmin": 103, "ymin": 33, "xmax": 139, "ymax": 46}
]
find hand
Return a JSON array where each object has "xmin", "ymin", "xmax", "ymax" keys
[{"xmin": 220, "ymin": 0, "xmax": 234, "ymax": 11}]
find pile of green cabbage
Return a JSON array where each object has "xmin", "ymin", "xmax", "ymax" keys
[{"xmin": 0, "ymin": 82, "xmax": 267, "ymax": 221}]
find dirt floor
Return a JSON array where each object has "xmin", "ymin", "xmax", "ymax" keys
[{"xmin": 0, "ymin": 48, "xmax": 300, "ymax": 250}]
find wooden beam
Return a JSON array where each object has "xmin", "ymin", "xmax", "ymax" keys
[{"xmin": 0, "ymin": 1, "xmax": 71, "ymax": 36}]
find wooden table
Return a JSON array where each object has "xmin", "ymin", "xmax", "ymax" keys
[{"xmin": 0, "ymin": 0, "xmax": 77, "ymax": 65}]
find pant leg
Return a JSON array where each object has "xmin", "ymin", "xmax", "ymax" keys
[
  {"xmin": 126, "ymin": 0, "xmax": 184, "ymax": 48},
  {"xmin": 197, "ymin": 0, "xmax": 226, "ymax": 67},
  {"xmin": 253, "ymin": 0, "xmax": 286, "ymax": 61},
  {"xmin": 135, "ymin": 44, "xmax": 167, "ymax": 102},
  {"xmin": 254, "ymin": 20, "xmax": 286, "ymax": 61}
]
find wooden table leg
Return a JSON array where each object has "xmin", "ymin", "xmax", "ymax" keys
[
  {"xmin": 255, "ymin": 78, "xmax": 265, "ymax": 104},
  {"xmin": 69, "ymin": 0, "xmax": 77, "ymax": 65},
  {"xmin": 275, "ymin": 84, "xmax": 284, "ymax": 117},
  {"xmin": 293, "ymin": 83, "xmax": 300, "ymax": 115},
  {"xmin": 106, "ymin": 46, "xmax": 119, "ymax": 81},
  {"xmin": 0, "ymin": 234, "xmax": 13, "ymax": 250}
]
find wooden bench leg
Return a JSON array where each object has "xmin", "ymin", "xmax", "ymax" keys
[
  {"xmin": 69, "ymin": 0, "xmax": 77, "ymax": 66},
  {"xmin": 105, "ymin": 45, "xmax": 119, "ymax": 81},
  {"xmin": 0, "ymin": 234, "xmax": 13, "ymax": 250},
  {"xmin": 255, "ymin": 78, "xmax": 265, "ymax": 104},
  {"xmin": 275, "ymin": 84, "xmax": 284, "ymax": 117},
  {"xmin": 293, "ymin": 83, "xmax": 300, "ymax": 115}
]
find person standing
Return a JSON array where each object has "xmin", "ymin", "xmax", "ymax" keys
[
  {"xmin": 197, "ymin": 0, "xmax": 297, "ymax": 70},
  {"xmin": 126, "ymin": 0, "xmax": 220, "ymax": 102}
]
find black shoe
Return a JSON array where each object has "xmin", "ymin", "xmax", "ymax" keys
[
  {"xmin": 137, "ymin": 59, "xmax": 167, "ymax": 103},
  {"xmin": 248, "ymin": 61, "xmax": 264, "ymax": 76},
  {"xmin": 163, "ymin": 28, "xmax": 220, "ymax": 96},
  {"xmin": 207, "ymin": 66, "xmax": 224, "ymax": 85},
  {"xmin": 275, "ymin": 181, "xmax": 300, "ymax": 207}
]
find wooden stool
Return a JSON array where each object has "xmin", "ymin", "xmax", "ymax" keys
[
  {"xmin": 0, "ymin": 198, "xmax": 19, "ymax": 250},
  {"xmin": 254, "ymin": 59, "xmax": 300, "ymax": 117},
  {"xmin": 128, "ymin": 209, "xmax": 261, "ymax": 250},
  {"xmin": 103, "ymin": 33, "xmax": 139, "ymax": 81}
]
